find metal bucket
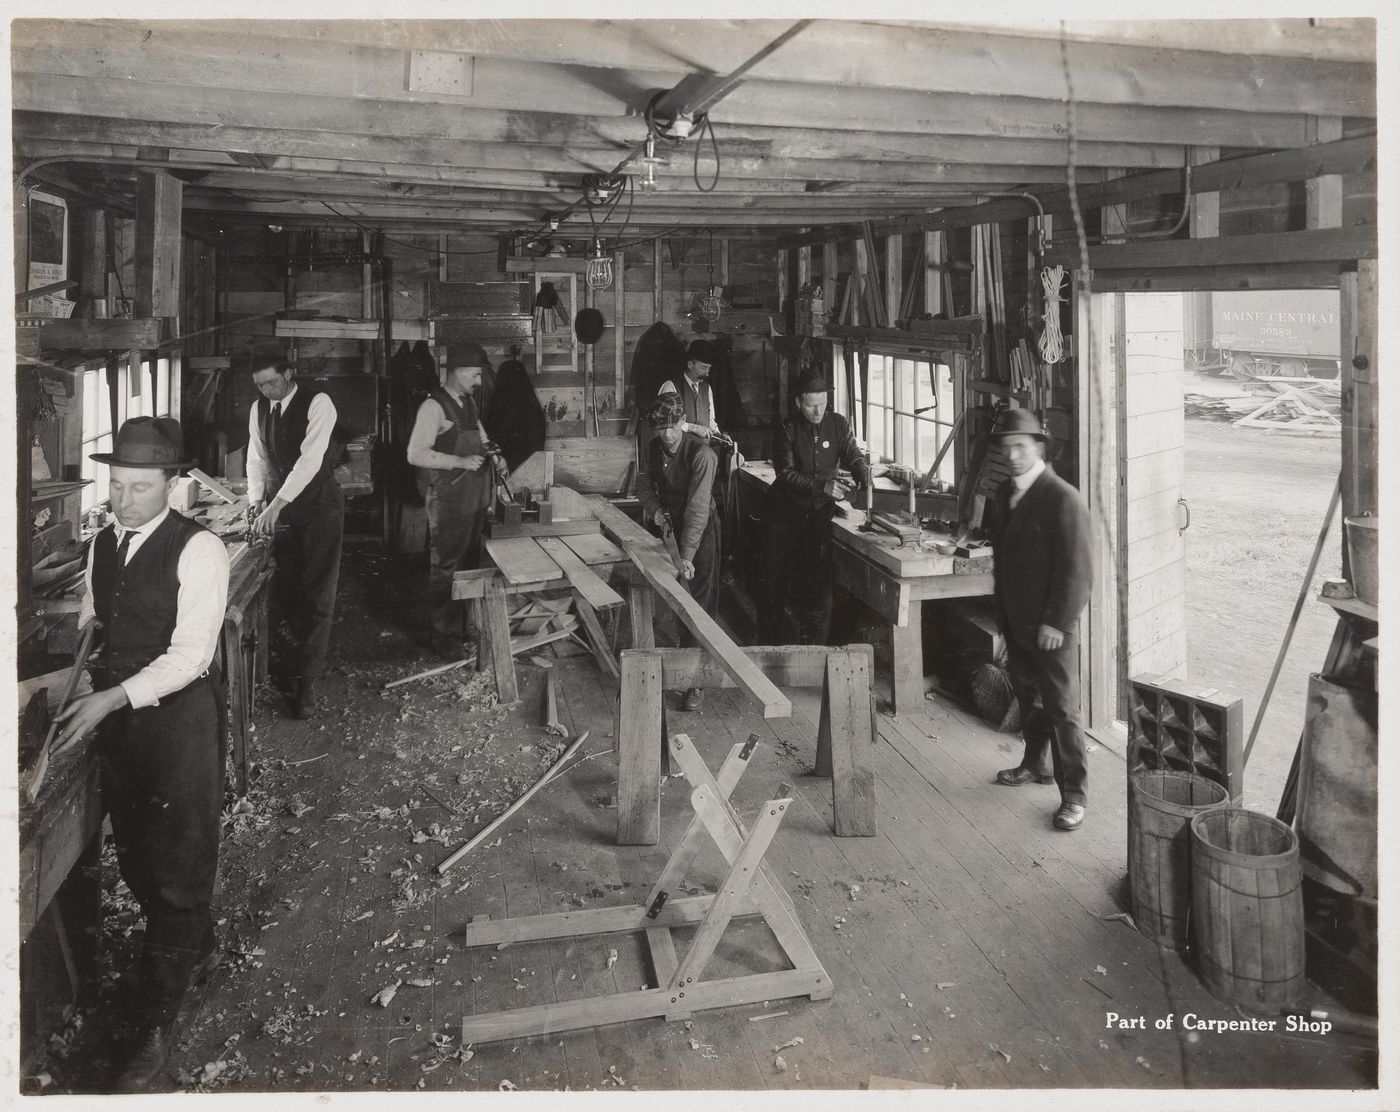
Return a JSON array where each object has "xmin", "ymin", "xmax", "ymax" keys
[{"xmin": 1343, "ymin": 515, "xmax": 1378, "ymax": 605}]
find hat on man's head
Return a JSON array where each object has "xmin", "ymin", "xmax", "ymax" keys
[
  {"xmin": 990, "ymin": 407, "xmax": 1048, "ymax": 441},
  {"xmin": 89, "ymin": 416, "xmax": 194, "ymax": 469},
  {"xmin": 445, "ymin": 341, "xmax": 493, "ymax": 370},
  {"xmin": 793, "ymin": 369, "xmax": 832, "ymax": 397},
  {"xmin": 686, "ymin": 339, "xmax": 718, "ymax": 366},
  {"xmin": 646, "ymin": 392, "xmax": 686, "ymax": 429}
]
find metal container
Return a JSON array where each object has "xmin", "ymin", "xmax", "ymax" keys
[{"xmin": 1343, "ymin": 515, "xmax": 1378, "ymax": 605}]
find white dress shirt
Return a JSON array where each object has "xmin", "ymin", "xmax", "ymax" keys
[
  {"xmin": 245, "ymin": 383, "xmax": 338, "ymax": 504},
  {"xmin": 79, "ymin": 506, "xmax": 230, "ymax": 709},
  {"xmin": 1009, "ymin": 457, "xmax": 1046, "ymax": 510},
  {"xmin": 657, "ymin": 376, "xmax": 721, "ymax": 437}
]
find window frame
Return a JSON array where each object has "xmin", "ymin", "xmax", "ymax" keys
[{"xmin": 79, "ymin": 353, "xmax": 181, "ymax": 513}]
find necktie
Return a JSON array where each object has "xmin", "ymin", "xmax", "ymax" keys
[
  {"xmin": 113, "ymin": 528, "xmax": 133, "ymax": 574},
  {"xmin": 267, "ymin": 402, "xmax": 281, "ymax": 447}
]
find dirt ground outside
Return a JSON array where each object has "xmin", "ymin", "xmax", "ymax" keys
[{"xmin": 1180, "ymin": 373, "xmax": 1342, "ymax": 812}]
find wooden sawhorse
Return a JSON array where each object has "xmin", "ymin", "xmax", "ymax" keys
[
  {"xmin": 457, "ymin": 731, "xmax": 831, "ymax": 1043},
  {"xmin": 618, "ymin": 644, "xmax": 878, "ymax": 844}
]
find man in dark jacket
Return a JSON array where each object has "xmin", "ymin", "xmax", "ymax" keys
[
  {"xmin": 407, "ymin": 341, "xmax": 495, "ymax": 660},
  {"xmin": 246, "ymin": 358, "xmax": 344, "ymax": 717},
  {"xmin": 989, "ymin": 408, "xmax": 1094, "ymax": 832},
  {"xmin": 636, "ymin": 391, "xmax": 719, "ymax": 710},
  {"xmin": 759, "ymin": 369, "xmax": 870, "ymax": 645},
  {"xmin": 55, "ymin": 417, "xmax": 229, "ymax": 1090}
]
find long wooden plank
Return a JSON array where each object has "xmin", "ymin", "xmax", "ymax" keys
[
  {"xmin": 483, "ymin": 535, "xmax": 563, "ymax": 586},
  {"xmin": 587, "ymin": 496, "xmax": 791, "ymax": 720},
  {"xmin": 485, "ymin": 518, "xmax": 599, "ymax": 539},
  {"xmin": 535, "ymin": 537, "xmax": 623, "ymax": 610},
  {"xmin": 1043, "ymin": 225, "xmax": 1377, "ymax": 272},
  {"xmin": 559, "ymin": 532, "xmax": 625, "ymax": 566},
  {"xmin": 822, "ymin": 651, "xmax": 877, "ymax": 837}
]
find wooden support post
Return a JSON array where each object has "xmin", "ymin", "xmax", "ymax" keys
[
  {"xmin": 479, "ymin": 579, "xmax": 518, "ymax": 702},
  {"xmin": 1189, "ymin": 146, "xmax": 1220, "ymax": 239},
  {"xmin": 617, "ymin": 650, "xmax": 664, "ymax": 845},
  {"xmin": 817, "ymin": 649, "xmax": 877, "ymax": 836},
  {"xmin": 1304, "ymin": 118, "xmax": 1344, "ymax": 230},
  {"xmin": 613, "ymin": 250, "xmax": 626, "ymax": 401},
  {"xmin": 1339, "ymin": 260, "xmax": 1377, "ymax": 523},
  {"xmin": 571, "ymin": 589, "xmax": 620, "ymax": 679},
  {"xmin": 628, "ymin": 575, "xmax": 656, "ymax": 650},
  {"xmin": 889, "ymin": 599, "xmax": 925, "ymax": 716},
  {"xmin": 134, "ymin": 170, "xmax": 182, "ymax": 320}
]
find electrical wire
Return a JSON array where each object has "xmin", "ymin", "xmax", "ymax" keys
[
  {"xmin": 1038, "ymin": 265, "xmax": 1066, "ymax": 364},
  {"xmin": 693, "ymin": 115, "xmax": 721, "ymax": 193}
]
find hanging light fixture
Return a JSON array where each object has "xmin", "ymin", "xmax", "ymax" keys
[
  {"xmin": 586, "ymin": 238, "xmax": 614, "ymax": 291},
  {"xmin": 700, "ymin": 231, "xmax": 723, "ymax": 323}
]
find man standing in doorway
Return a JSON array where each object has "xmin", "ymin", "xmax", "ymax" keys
[
  {"xmin": 246, "ymin": 358, "xmax": 345, "ymax": 718},
  {"xmin": 759, "ymin": 369, "xmax": 870, "ymax": 645},
  {"xmin": 636, "ymin": 392, "xmax": 719, "ymax": 711},
  {"xmin": 407, "ymin": 341, "xmax": 494, "ymax": 661},
  {"xmin": 989, "ymin": 408, "xmax": 1094, "ymax": 832},
  {"xmin": 55, "ymin": 417, "xmax": 229, "ymax": 1091}
]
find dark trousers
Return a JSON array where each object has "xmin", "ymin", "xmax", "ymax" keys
[
  {"xmin": 1006, "ymin": 636, "xmax": 1088, "ymax": 806},
  {"xmin": 98, "ymin": 674, "xmax": 223, "ymax": 1025},
  {"xmin": 426, "ymin": 481, "xmax": 489, "ymax": 637},
  {"xmin": 758, "ymin": 498, "xmax": 836, "ymax": 645},
  {"xmin": 275, "ymin": 481, "xmax": 345, "ymax": 681},
  {"xmin": 650, "ymin": 514, "xmax": 720, "ymax": 650}
]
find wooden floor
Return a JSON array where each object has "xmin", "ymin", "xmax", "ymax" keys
[{"xmin": 43, "ymin": 547, "xmax": 1377, "ymax": 1094}]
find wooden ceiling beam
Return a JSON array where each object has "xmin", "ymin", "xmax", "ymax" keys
[
  {"xmin": 12, "ymin": 27, "xmax": 1344, "ymax": 147},
  {"xmin": 52, "ymin": 19, "xmax": 1369, "ymax": 116},
  {"xmin": 14, "ymin": 115, "xmax": 1081, "ymax": 186},
  {"xmin": 13, "ymin": 73, "xmax": 1187, "ymax": 170}
]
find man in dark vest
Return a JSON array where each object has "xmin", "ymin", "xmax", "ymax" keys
[
  {"xmin": 656, "ymin": 338, "xmax": 744, "ymax": 464},
  {"xmin": 54, "ymin": 417, "xmax": 229, "ymax": 1091},
  {"xmin": 407, "ymin": 341, "xmax": 494, "ymax": 660},
  {"xmin": 759, "ymin": 369, "xmax": 870, "ymax": 645},
  {"xmin": 246, "ymin": 358, "xmax": 344, "ymax": 718},
  {"xmin": 988, "ymin": 408, "xmax": 1094, "ymax": 832},
  {"xmin": 636, "ymin": 392, "xmax": 719, "ymax": 710}
]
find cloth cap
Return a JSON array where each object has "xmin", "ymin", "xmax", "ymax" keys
[
  {"xmin": 89, "ymin": 416, "xmax": 194, "ymax": 469},
  {"xmin": 647, "ymin": 392, "xmax": 686, "ymax": 429},
  {"xmin": 990, "ymin": 407, "xmax": 1048, "ymax": 441},
  {"xmin": 793, "ymin": 369, "xmax": 832, "ymax": 397},
  {"xmin": 445, "ymin": 341, "xmax": 493, "ymax": 370},
  {"xmin": 686, "ymin": 339, "xmax": 718, "ymax": 366}
]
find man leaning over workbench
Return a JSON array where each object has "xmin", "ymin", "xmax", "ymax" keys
[
  {"xmin": 637, "ymin": 391, "xmax": 720, "ymax": 711},
  {"xmin": 246, "ymin": 356, "xmax": 345, "ymax": 718},
  {"xmin": 408, "ymin": 341, "xmax": 495, "ymax": 661},
  {"xmin": 54, "ymin": 416, "xmax": 229, "ymax": 1092},
  {"xmin": 759, "ymin": 368, "xmax": 871, "ymax": 646}
]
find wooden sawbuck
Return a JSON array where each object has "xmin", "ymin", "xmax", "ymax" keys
[{"xmin": 457, "ymin": 732, "xmax": 832, "ymax": 1044}]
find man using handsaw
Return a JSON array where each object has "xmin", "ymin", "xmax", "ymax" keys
[{"xmin": 636, "ymin": 392, "xmax": 719, "ymax": 710}]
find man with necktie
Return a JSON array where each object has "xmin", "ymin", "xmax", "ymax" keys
[
  {"xmin": 54, "ymin": 417, "xmax": 229, "ymax": 1090},
  {"xmin": 988, "ymin": 408, "xmax": 1094, "ymax": 832},
  {"xmin": 245, "ymin": 358, "xmax": 344, "ymax": 718}
]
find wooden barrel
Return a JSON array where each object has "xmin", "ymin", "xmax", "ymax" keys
[
  {"xmin": 1128, "ymin": 770, "xmax": 1230, "ymax": 948},
  {"xmin": 1190, "ymin": 808, "xmax": 1305, "ymax": 1007}
]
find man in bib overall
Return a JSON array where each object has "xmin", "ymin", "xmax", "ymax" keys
[{"xmin": 408, "ymin": 341, "xmax": 495, "ymax": 660}]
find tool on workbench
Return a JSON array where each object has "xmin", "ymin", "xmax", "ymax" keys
[{"xmin": 24, "ymin": 621, "xmax": 97, "ymax": 803}]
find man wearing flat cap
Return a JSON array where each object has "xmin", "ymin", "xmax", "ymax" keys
[
  {"xmin": 408, "ymin": 341, "xmax": 495, "ymax": 660},
  {"xmin": 760, "ymin": 368, "xmax": 870, "ymax": 645},
  {"xmin": 637, "ymin": 391, "xmax": 719, "ymax": 710},
  {"xmin": 246, "ymin": 358, "xmax": 344, "ymax": 717},
  {"xmin": 54, "ymin": 417, "xmax": 229, "ymax": 1091},
  {"xmin": 988, "ymin": 408, "xmax": 1094, "ymax": 833}
]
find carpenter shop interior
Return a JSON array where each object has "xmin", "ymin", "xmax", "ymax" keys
[{"xmin": 8, "ymin": 13, "xmax": 1389, "ymax": 1101}]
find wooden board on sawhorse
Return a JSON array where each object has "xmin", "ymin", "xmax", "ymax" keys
[
  {"xmin": 617, "ymin": 644, "xmax": 877, "ymax": 844},
  {"xmin": 457, "ymin": 731, "xmax": 832, "ymax": 1044}
]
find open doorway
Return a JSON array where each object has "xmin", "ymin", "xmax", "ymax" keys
[{"xmin": 1110, "ymin": 288, "xmax": 1342, "ymax": 810}]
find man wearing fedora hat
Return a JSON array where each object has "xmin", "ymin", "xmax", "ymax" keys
[
  {"xmin": 54, "ymin": 416, "xmax": 229, "ymax": 1090},
  {"xmin": 988, "ymin": 408, "xmax": 1094, "ymax": 832},
  {"xmin": 246, "ymin": 358, "xmax": 345, "ymax": 718},
  {"xmin": 637, "ymin": 391, "xmax": 719, "ymax": 710},
  {"xmin": 759, "ymin": 368, "xmax": 870, "ymax": 645},
  {"xmin": 408, "ymin": 340, "xmax": 496, "ymax": 660}
]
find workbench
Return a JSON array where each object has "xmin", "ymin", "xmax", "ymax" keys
[{"xmin": 737, "ymin": 463, "xmax": 995, "ymax": 714}]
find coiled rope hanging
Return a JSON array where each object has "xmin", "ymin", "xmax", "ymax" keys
[{"xmin": 1038, "ymin": 265, "xmax": 1067, "ymax": 364}]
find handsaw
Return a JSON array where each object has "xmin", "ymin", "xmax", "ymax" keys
[
  {"xmin": 25, "ymin": 621, "xmax": 97, "ymax": 804},
  {"xmin": 660, "ymin": 513, "xmax": 689, "ymax": 579}
]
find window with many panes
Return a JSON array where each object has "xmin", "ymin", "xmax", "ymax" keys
[
  {"xmin": 842, "ymin": 349, "xmax": 958, "ymax": 485},
  {"xmin": 80, "ymin": 355, "xmax": 180, "ymax": 513}
]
